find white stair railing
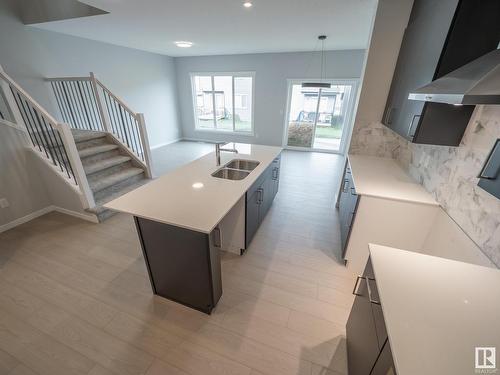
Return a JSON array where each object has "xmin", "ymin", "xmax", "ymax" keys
[
  {"xmin": 46, "ymin": 73, "xmax": 153, "ymax": 178},
  {"xmin": 0, "ymin": 67, "xmax": 95, "ymax": 209}
]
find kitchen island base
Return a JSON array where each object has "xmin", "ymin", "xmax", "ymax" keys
[{"xmin": 134, "ymin": 216, "xmax": 222, "ymax": 314}]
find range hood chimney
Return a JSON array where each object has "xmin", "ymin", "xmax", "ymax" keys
[{"xmin": 408, "ymin": 48, "xmax": 500, "ymax": 105}]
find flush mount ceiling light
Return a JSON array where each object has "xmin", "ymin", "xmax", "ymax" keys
[
  {"xmin": 302, "ymin": 35, "xmax": 331, "ymax": 89},
  {"xmin": 175, "ymin": 41, "xmax": 193, "ymax": 48},
  {"xmin": 243, "ymin": 1, "xmax": 253, "ymax": 8}
]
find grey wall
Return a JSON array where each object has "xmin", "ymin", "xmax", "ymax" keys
[
  {"xmin": 0, "ymin": 0, "xmax": 181, "ymax": 148},
  {"xmin": 175, "ymin": 50, "xmax": 365, "ymax": 146},
  {"xmin": 0, "ymin": 125, "xmax": 51, "ymax": 226}
]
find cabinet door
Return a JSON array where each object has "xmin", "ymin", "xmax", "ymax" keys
[
  {"xmin": 338, "ymin": 172, "xmax": 351, "ymax": 252},
  {"xmin": 383, "ymin": 0, "xmax": 458, "ymax": 139},
  {"xmin": 346, "ymin": 275, "xmax": 380, "ymax": 375},
  {"xmin": 259, "ymin": 167, "xmax": 274, "ymax": 221},
  {"xmin": 392, "ymin": 0, "xmax": 458, "ymax": 140},
  {"xmin": 371, "ymin": 340, "xmax": 396, "ymax": 375},
  {"xmin": 271, "ymin": 156, "xmax": 281, "ymax": 199},
  {"xmin": 245, "ymin": 190, "xmax": 261, "ymax": 248}
]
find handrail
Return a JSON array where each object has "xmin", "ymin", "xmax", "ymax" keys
[
  {"xmin": 1, "ymin": 70, "xmax": 59, "ymax": 124},
  {"xmin": 0, "ymin": 67, "xmax": 95, "ymax": 208},
  {"xmin": 95, "ymin": 79, "xmax": 138, "ymax": 117},
  {"xmin": 46, "ymin": 76, "xmax": 91, "ymax": 82}
]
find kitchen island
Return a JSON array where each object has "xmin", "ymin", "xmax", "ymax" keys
[{"xmin": 105, "ymin": 143, "xmax": 282, "ymax": 313}]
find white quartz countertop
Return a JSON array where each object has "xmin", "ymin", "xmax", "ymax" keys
[
  {"xmin": 105, "ymin": 143, "xmax": 282, "ymax": 233},
  {"xmin": 369, "ymin": 244, "xmax": 500, "ymax": 375},
  {"xmin": 348, "ymin": 154, "xmax": 438, "ymax": 205}
]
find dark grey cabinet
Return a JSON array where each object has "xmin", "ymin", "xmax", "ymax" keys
[
  {"xmin": 383, "ymin": 0, "xmax": 500, "ymax": 146},
  {"xmin": 245, "ymin": 154, "xmax": 281, "ymax": 247},
  {"xmin": 346, "ymin": 258, "xmax": 393, "ymax": 375},
  {"xmin": 338, "ymin": 161, "xmax": 359, "ymax": 259}
]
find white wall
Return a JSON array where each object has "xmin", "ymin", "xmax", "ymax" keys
[
  {"xmin": 175, "ymin": 50, "xmax": 365, "ymax": 146},
  {"xmin": 0, "ymin": 0, "xmax": 181, "ymax": 148}
]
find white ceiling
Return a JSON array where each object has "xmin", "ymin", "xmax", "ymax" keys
[{"xmin": 33, "ymin": 0, "xmax": 377, "ymax": 57}]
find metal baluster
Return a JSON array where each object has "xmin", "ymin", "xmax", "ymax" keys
[
  {"xmin": 111, "ymin": 97, "xmax": 124, "ymax": 142},
  {"xmin": 51, "ymin": 82, "xmax": 66, "ymax": 123},
  {"xmin": 61, "ymin": 82, "xmax": 78, "ymax": 129},
  {"xmin": 55, "ymin": 82, "xmax": 71, "ymax": 124},
  {"xmin": 11, "ymin": 88, "xmax": 37, "ymax": 148},
  {"xmin": 118, "ymin": 105, "xmax": 130, "ymax": 148},
  {"xmin": 126, "ymin": 112, "xmax": 139, "ymax": 156},
  {"xmin": 32, "ymin": 108, "xmax": 57, "ymax": 165},
  {"xmin": 42, "ymin": 116, "xmax": 66, "ymax": 173},
  {"xmin": 104, "ymin": 93, "xmax": 116, "ymax": 136},
  {"xmin": 77, "ymin": 81, "xmax": 93, "ymax": 130},
  {"xmin": 55, "ymin": 130, "xmax": 77, "ymax": 184},
  {"xmin": 69, "ymin": 81, "xmax": 86, "ymax": 130},
  {"xmin": 22, "ymin": 96, "xmax": 47, "ymax": 156},
  {"xmin": 83, "ymin": 81, "xmax": 100, "ymax": 131},
  {"xmin": 133, "ymin": 116, "xmax": 144, "ymax": 160}
]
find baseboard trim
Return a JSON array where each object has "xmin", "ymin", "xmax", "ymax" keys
[
  {"xmin": 150, "ymin": 138, "xmax": 183, "ymax": 150},
  {"xmin": 0, "ymin": 206, "xmax": 53, "ymax": 233},
  {"xmin": 180, "ymin": 137, "xmax": 218, "ymax": 144},
  {"xmin": 52, "ymin": 206, "xmax": 98, "ymax": 223},
  {"xmin": 0, "ymin": 205, "xmax": 98, "ymax": 233}
]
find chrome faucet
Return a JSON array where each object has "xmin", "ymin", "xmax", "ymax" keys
[{"xmin": 215, "ymin": 142, "xmax": 238, "ymax": 166}]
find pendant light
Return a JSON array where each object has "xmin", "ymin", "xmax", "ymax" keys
[{"xmin": 302, "ymin": 35, "xmax": 331, "ymax": 89}]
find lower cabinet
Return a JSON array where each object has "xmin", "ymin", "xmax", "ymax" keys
[
  {"xmin": 339, "ymin": 161, "xmax": 359, "ymax": 258},
  {"xmin": 346, "ymin": 258, "xmax": 395, "ymax": 375},
  {"xmin": 245, "ymin": 154, "xmax": 281, "ymax": 248}
]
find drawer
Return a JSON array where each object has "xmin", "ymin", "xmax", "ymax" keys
[{"xmin": 364, "ymin": 259, "xmax": 388, "ymax": 350}]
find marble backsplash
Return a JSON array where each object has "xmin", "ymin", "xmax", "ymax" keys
[{"xmin": 349, "ymin": 105, "xmax": 500, "ymax": 266}]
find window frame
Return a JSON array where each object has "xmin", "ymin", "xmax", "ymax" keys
[
  {"xmin": 190, "ymin": 72, "xmax": 255, "ymax": 135},
  {"xmin": 282, "ymin": 78, "xmax": 359, "ymax": 155}
]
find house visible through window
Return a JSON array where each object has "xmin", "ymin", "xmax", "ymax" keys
[{"xmin": 191, "ymin": 73, "xmax": 254, "ymax": 133}]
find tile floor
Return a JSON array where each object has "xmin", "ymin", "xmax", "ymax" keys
[{"xmin": 0, "ymin": 142, "xmax": 354, "ymax": 375}]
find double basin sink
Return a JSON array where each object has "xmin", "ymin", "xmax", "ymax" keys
[{"xmin": 212, "ymin": 159, "xmax": 260, "ymax": 180}]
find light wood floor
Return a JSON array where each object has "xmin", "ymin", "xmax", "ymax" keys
[{"xmin": 0, "ymin": 148, "xmax": 354, "ymax": 375}]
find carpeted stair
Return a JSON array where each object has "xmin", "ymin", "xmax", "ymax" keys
[{"xmin": 72, "ymin": 129, "xmax": 149, "ymax": 222}]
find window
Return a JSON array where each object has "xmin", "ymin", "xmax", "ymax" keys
[
  {"xmin": 284, "ymin": 79, "xmax": 358, "ymax": 153},
  {"xmin": 191, "ymin": 73, "xmax": 254, "ymax": 133}
]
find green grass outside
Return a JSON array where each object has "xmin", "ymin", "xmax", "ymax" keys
[
  {"xmin": 198, "ymin": 118, "xmax": 252, "ymax": 132},
  {"xmin": 315, "ymin": 125, "xmax": 343, "ymax": 139}
]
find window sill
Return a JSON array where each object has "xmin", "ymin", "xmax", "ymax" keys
[{"xmin": 194, "ymin": 128, "xmax": 255, "ymax": 137}]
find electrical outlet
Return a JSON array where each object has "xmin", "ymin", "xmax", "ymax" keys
[{"xmin": 0, "ymin": 198, "xmax": 9, "ymax": 209}]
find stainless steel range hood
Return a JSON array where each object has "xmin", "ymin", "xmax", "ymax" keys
[{"xmin": 408, "ymin": 49, "xmax": 500, "ymax": 105}]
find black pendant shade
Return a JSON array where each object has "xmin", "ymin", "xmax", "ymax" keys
[
  {"xmin": 302, "ymin": 35, "xmax": 330, "ymax": 89},
  {"xmin": 301, "ymin": 82, "xmax": 331, "ymax": 89}
]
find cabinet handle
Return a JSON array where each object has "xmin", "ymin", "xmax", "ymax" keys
[
  {"xmin": 350, "ymin": 186, "xmax": 356, "ymax": 196},
  {"xmin": 272, "ymin": 167, "xmax": 279, "ymax": 180},
  {"xmin": 213, "ymin": 227, "xmax": 222, "ymax": 248},
  {"xmin": 352, "ymin": 276, "xmax": 364, "ymax": 296},
  {"xmin": 257, "ymin": 188, "xmax": 263, "ymax": 204},
  {"xmin": 366, "ymin": 277, "xmax": 381, "ymax": 305},
  {"xmin": 342, "ymin": 179, "xmax": 349, "ymax": 193},
  {"xmin": 407, "ymin": 115, "xmax": 420, "ymax": 139}
]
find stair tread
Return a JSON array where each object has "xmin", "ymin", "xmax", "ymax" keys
[
  {"xmin": 84, "ymin": 155, "xmax": 131, "ymax": 175},
  {"xmin": 79, "ymin": 144, "xmax": 118, "ymax": 158},
  {"xmin": 72, "ymin": 129, "xmax": 107, "ymax": 143},
  {"xmin": 87, "ymin": 178, "xmax": 150, "ymax": 214},
  {"xmin": 89, "ymin": 167, "xmax": 144, "ymax": 193}
]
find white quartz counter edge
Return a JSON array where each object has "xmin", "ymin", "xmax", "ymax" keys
[
  {"xmin": 369, "ymin": 244, "xmax": 500, "ymax": 375},
  {"xmin": 104, "ymin": 143, "xmax": 282, "ymax": 233},
  {"xmin": 348, "ymin": 154, "xmax": 438, "ymax": 206}
]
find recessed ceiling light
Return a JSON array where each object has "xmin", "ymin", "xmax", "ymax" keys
[
  {"xmin": 192, "ymin": 182, "xmax": 204, "ymax": 189},
  {"xmin": 243, "ymin": 1, "xmax": 253, "ymax": 8},
  {"xmin": 175, "ymin": 41, "xmax": 193, "ymax": 48}
]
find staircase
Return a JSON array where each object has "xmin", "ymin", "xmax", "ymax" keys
[
  {"xmin": 73, "ymin": 129, "xmax": 149, "ymax": 221},
  {"xmin": 0, "ymin": 67, "xmax": 154, "ymax": 223}
]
